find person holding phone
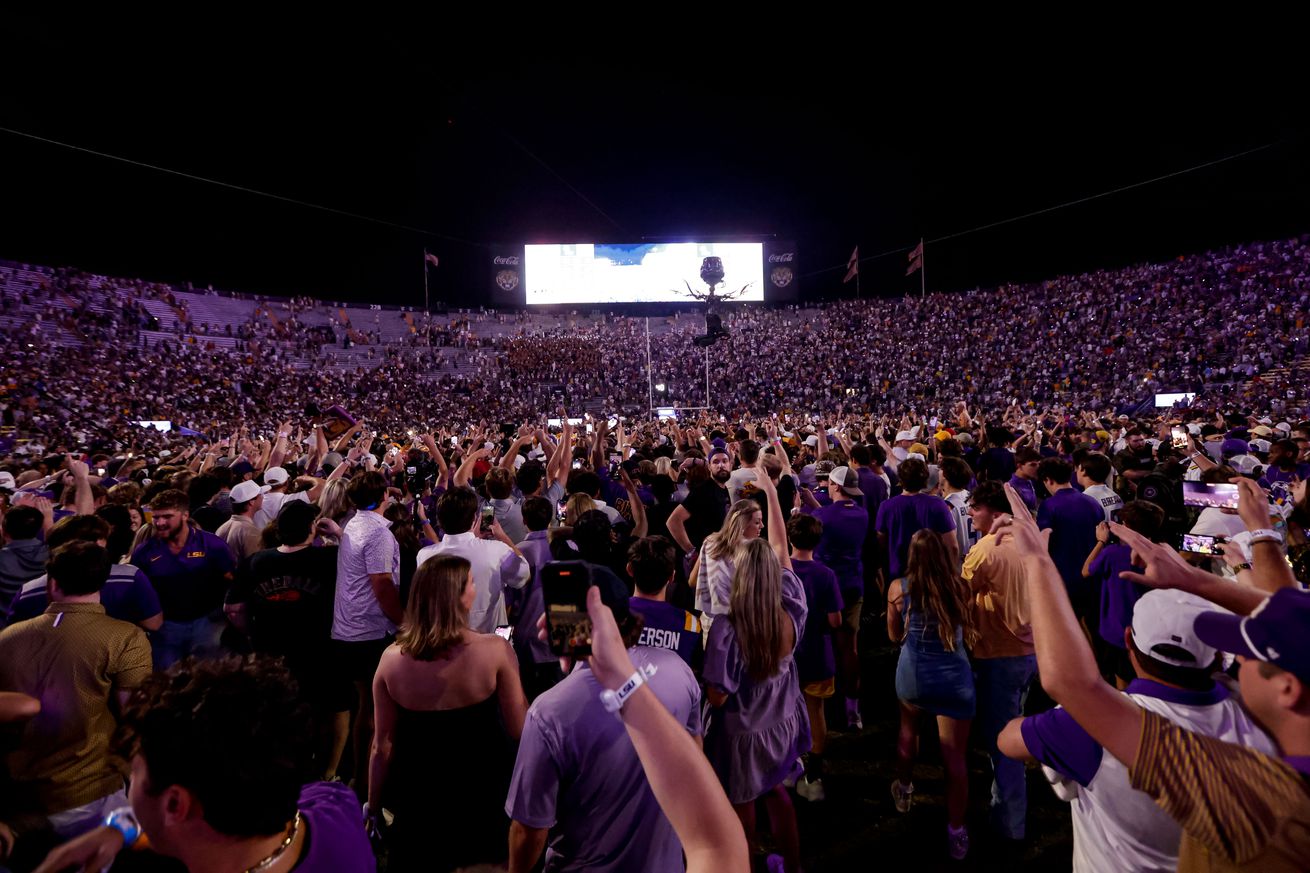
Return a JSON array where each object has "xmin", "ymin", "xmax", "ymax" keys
[{"xmin": 1082, "ymin": 501, "xmax": 1167, "ymax": 687}]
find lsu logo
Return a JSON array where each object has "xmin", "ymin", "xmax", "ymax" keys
[{"xmin": 186, "ymin": 551, "xmax": 206, "ymax": 559}]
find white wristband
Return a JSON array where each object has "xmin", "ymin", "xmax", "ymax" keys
[
  {"xmin": 600, "ymin": 664, "xmax": 658, "ymax": 715},
  {"xmin": 1248, "ymin": 528, "xmax": 1284, "ymax": 545}
]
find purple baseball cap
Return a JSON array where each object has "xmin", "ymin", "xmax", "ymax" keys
[
  {"xmin": 1194, "ymin": 588, "xmax": 1310, "ymax": 683},
  {"xmin": 1219, "ymin": 438, "xmax": 1249, "ymax": 457}
]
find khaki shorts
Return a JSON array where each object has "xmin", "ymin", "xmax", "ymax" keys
[
  {"xmin": 840, "ymin": 597, "xmax": 863, "ymax": 633},
  {"xmin": 803, "ymin": 678, "xmax": 836, "ymax": 699}
]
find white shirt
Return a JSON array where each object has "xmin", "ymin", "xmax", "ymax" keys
[
  {"xmin": 1082, "ymin": 484, "xmax": 1124, "ymax": 524},
  {"xmin": 417, "ymin": 531, "xmax": 529, "ymax": 633},
  {"xmin": 332, "ymin": 510, "xmax": 400, "ymax": 642},
  {"xmin": 1034, "ymin": 683, "xmax": 1275, "ymax": 873},
  {"xmin": 1189, "ymin": 507, "xmax": 1247, "ymax": 539},
  {"xmin": 254, "ymin": 489, "xmax": 310, "ymax": 529},
  {"xmin": 943, "ymin": 490, "xmax": 977, "ymax": 566},
  {"xmin": 727, "ymin": 466, "xmax": 760, "ymax": 504}
]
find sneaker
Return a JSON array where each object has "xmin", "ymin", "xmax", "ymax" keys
[
  {"xmin": 782, "ymin": 757, "xmax": 804, "ymax": 788},
  {"xmin": 845, "ymin": 700, "xmax": 864, "ymax": 731},
  {"xmin": 796, "ymin": 775, "xmax": 826, "ymax": 802},
  {"xmin": 947, "ymin": 825, "xmax": 969, "ymax": 861},
  {"xmin": 890, "ymin": 780, "xmax": 914, "ymax": 813}
]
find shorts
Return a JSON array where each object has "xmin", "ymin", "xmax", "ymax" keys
[
  {"xmin": 331, "ymin": 635, "xmax": 394, "ymax": 684},
  {"xmin": 840, "ymin": 597, "xmax": 863, "ymax": 633},
  {"xmin": 803, "ymin": 678, "xmax": 836, "ymax": 699}
]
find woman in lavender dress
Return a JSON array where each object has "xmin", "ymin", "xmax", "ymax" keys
[{"xmin": 704, "ymin": 474, "xmax": 809, "ymax": 873}]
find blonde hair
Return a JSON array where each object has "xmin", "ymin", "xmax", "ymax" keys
[
  {"xmin": 317, "ymin": 478, "xmax": 351, "ymax": 523},
  {"xmin": 654, "ymin": 457, "xmax": 675, "ymax": 480},
  {"xmin": 728, "ymin": 538, "xmax": 788, "ymax": 681},
  {"xmin": 904, "ymin": 530, "xmax": 978, "ymax": 651},
  {"xmin": 396, "ymin": 555, "xmax": 472, "ymax": 660},
  {"xmin": 705, "ymin": 499, "xmax": 762, "ymax": 561},
  {"xmin": 564, "ymin": 493, "xmax": 596, "ymax": 527}
]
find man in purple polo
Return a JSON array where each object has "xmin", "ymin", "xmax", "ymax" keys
[
  {"xmin": 876, "ymin": 457, "xmax": 958, "ymax": 584},
  {"xmin": 131, "ymin": 489, "xmax": 236, "ymax": 669},
  {"xmin": 626, "ymin": 536, "xmax": 701, "ymax": 669}
]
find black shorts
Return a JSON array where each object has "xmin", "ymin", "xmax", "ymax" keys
[{"xmin": 331, "ymin": 636, "xmax": 393, "ymax": 684}]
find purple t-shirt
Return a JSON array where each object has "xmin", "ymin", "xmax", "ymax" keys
[
  {"xmin": 791, "ymin": 558, "xmax": 843, "ymax": 683},
  {"xmin": 1036, "ymin": 488, "xmax": 1105, "ymax": 599},
  {"xmin": 1090, "ymin": 543, "xmax": 1147, "ymax": 649},
  {"xmin": 802, "ymin": 500, "xmax": 869, "ymax": 595},
  {"xmin": 855, "ymin": 467, "xmax": 889, "ymax": 516},
  {"xmin": 1021, "ymin": 680, "xmax": 1230, "ymax": 786},
  {"xmin": 875, "ymin": 493, "xmax": 957, "ymax": 580},
  {"xmin": 506, "ymin": 646, "xmax": 701, "ymax": 873},
  {"xmin": 6, "ymin": 564, "xmax": 161, "ymax": 627},
  {"xmin": 510, "ymin": 530, "xmax": 555, "ymax": 666},
  {"xmin": 1007, "ymin": 475, "xmax": 1038, "ymax": 513},
  {"xmin": 295, "ymin": 781, "xmax": 375, "ymax": 871},
  {"xmin": 1266, "ymin": 462, "xmax": 1310, "ymax": 486},
  {"xmin": 629, "ymin": 596, "xmax": 702, "ymax": 668}
]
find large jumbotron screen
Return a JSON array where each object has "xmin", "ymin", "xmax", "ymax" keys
[{"xmin": 523, "ymin": 242, "xmax": 766, "ymax": 305}]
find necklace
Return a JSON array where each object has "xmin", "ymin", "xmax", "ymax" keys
[{"xmin": 243, "ymin": 812, "xmax": 301, "ymax": 873}]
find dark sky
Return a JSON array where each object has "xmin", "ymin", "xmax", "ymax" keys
[{"xmin": 2, "ymin": 15, "xmax": 1306, "ymax": 307}]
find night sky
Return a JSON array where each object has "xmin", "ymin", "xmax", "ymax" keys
[{"xmin": 2, "ymin": 15, "xmax": 1306, "ymax": 307}]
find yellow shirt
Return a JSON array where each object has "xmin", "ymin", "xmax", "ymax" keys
[{"xmin": 962, "ymin": 533, "xmax": 1034, "ymax": 659}]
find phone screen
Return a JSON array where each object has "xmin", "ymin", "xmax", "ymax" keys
[
  {"xmin": 480, "ymin": 506, "xmax": 495, "ymax": 533},
  {"xmin": 493, "ymin": 625, "xmax": 514, "ymax": 642},
  {"xmin": 1182, "ymin": 481, "xmax": 1239, "ymax": 509},
  {"xmin": 1171, "ymin": 427, "xmax": 1188, "ymax": 449},
  {"xmin": 1181, "ymin": 533, "xmax": 1220, "ymax": 555},
  {"xmin": 542, "ymin": 562, "xmax": 593, "ymax": 657}
]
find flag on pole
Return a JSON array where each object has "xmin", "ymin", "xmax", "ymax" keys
[
  {"xmin": 843, "ymin": 247, "xmax": 859, "ymax": 283},
  {"xmin": 424, "ymin": 252, "xmax": 440, "ymax": 267},
  {"xmin": 906, "ymin": 241, "xmax": 923, "ymax": 276}
]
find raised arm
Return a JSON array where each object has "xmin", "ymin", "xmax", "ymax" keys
[
  {"xmin": 619, "ymin": 467, "xmax": 648, "ymax": 539},
  {"xmin": 582, "ymin": 587, "xmax": 749, "ymax": 873},
  {"xmin": 753, "ymin": 473, "xmax": 790, "ymax": 570}
]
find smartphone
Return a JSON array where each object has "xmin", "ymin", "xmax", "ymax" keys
[
  {"xmin": 493, "ymin": 625, "xmax": 514, "ymax": 643},
  {"xmin": 571, "ymin": 459, "xmax": 583, "ymax": 470},
  {"xmin": 542, "ymin": 561, "xmax": 594, "ymax": 657},
  {"xmin": 1182, "ymin": 533, "xmax": 1221, "ymax": 555},
  {"xmin": 1182, "ymin": 481, "xmax": 1239, "ymax": 509},
  {"xmin": 1171, "ymin": 427, "xmax": 1188, "ymax": 449},
  {"xmin": 96, "ymin": 468, "xmax": 107, "ymax": 476},
  {"xmin": 480, "ymin": 505, "xmax": 495, "ymax": 533},
  {"xmin": 556, "ymin": 504, "xmax": 568, "ymax": 524}
]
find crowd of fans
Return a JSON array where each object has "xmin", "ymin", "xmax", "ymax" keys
[{"xmin": 0, "ymin": 236, "xmax": 1308, "ymax": 872}]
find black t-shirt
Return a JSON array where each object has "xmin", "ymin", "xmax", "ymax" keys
[
  {"xmin": 682, "ymin": 482, "xmax": 730, "ymax": 548},
  {"xmin": 978, "ymin": 447, "xmax": 1017, "ymax": 483},
  {"xmin": 746, "ymin": 476, "xmax": 797, "ymax": 540},
  {"xmin": 228, "ymin": 546, "xmax": 338, "ymax": 658},
  {"xmin": 191, "ymin": 502, "xmax": 231, "ymax": 534}
]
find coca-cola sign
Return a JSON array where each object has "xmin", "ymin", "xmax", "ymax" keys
[
  {"xmin": 493, "ymin": 256, "xmax": 521, "ymax": 266},
  {"xmin": 768, "ymin": 252, "xmax": 795, "ymax": 264}
]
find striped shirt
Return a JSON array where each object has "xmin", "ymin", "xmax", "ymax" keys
[{"xmin": 1130, "ymin": 710, "xmax": 1310, "ymax": 871}]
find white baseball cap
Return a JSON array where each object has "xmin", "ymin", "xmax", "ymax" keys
[
  {"xmin": 230, "ymin": 480, "xmax": 271, "ymax": 503},
  {"xmin": 263, "ymin": 466, "xmax": 290, "ymax": 486},
  {"xmin": 895, "ymin": 430, "xmax": 915, "ymax": 443},
  {"xmin": 829, "ymin": 466, "xmax": 864, "ymax": 496},
  {"xmin": 0, "ymin": 472, "xmax": 15, "ymax": 490},
  {"xmin": 1131, "ymin": 590, "xmax": 1220, "ymax": 668}
]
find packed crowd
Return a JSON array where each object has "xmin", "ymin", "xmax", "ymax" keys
[
  {"xmin": 0, "ymin": 235, "xmax": 1308, "ymax": 871},
  {"xmin": 0, "ymin": 385, "xmax": 1307, "ymax": 871},
  {"xmin": 2, "ymin": 235, "xmax": 1308, "ymax": 456}
]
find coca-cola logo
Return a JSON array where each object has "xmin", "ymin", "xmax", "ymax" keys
[
  {"xmin": 768, "ymin": 252, "xmax": 795, "ymax": 263},
  {"xmin": 770, "ymin": 266, "xmax": 794, "ymax": 288},
  {"xmin": 493, "ymin": 256, "xmax": 521, "ymax": 266}
]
